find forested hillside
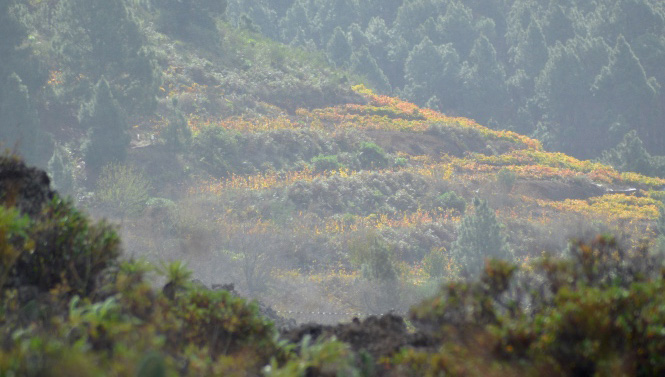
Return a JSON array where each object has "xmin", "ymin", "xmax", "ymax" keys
[
  {"xmin": 227, "ymin": 0, "xmax": 665, "ymax": 163},
  {"xmin": 2, "ymin": 0, "xmax": 665, "ymax": 375}
]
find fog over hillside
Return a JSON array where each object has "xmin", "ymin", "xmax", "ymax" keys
[{"xmin": 2, "ymin": 0, "xmax": 665, "ymax": 375}]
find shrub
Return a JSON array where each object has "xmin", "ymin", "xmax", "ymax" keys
[
  {"xmin": 358, "ymin": 142, "xmax": 389, "ymax": 169},
  {"xmin": 192, "ymin": 126, "xmax": 240, "ymax": 177},
  {"xmin": 423, "ymin": 247, "xmax": 448, "ymax": 279},
  {"xmin": 348, "ymin": 231, "xmax": 397, "ymax": 284},
  {"xmin": 496, "ymin": 167, "xmax": 517, "ymax": 192},
  {"xmin": 404, "ymin": 236, "xmax": 665, "ymax": 375},
  {"xmin": 95, "ymin": 164, "xmax": 152, "ymax": 218},
  {"xmin": 167, "ymin": 288, "xmax": 277, "ymax": 360},
  {"xmin": 10, "ymin": 197, "xmax": 121, "ymax": 296},
  {"xmin": 311, "ymin": 154, "xmax": 343, "ymax": 172},
  {"xmin": 436, "ymin": 191, "xmax": 466, "ymax": 213},
  {"xmin": 0, "ymin": 205, "xmax": 30, "ymax": 290},
  {"xmin": 264, "ymin": 336, "xmax": 360, "ymax": 377}
]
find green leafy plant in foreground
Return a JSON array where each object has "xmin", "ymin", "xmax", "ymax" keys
[
  {"xmin": 402, "ymin": 236, "xmax": 665, "ymax": 376},
  {"xmin": 8, "ymin": 197, "xmax": 120, "ymax": 296},
  {"xmin": 264, "ymin": 335, "xmax": 361, "ymax": 377},
  {"xmin": 0, "ymin": 206, "xmax": 31, "ymax": 291}
]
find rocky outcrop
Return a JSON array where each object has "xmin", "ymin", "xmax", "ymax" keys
[{"xmin": 0, "ymin": 156, "xmax": 54, "ymax": 216}]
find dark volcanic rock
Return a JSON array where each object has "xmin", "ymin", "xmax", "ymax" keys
[
  {"xmin": 0, "ymin": 156, "xmax": 54, "ymax": 216},
  {"xmin": 282, "ymin": 314, "xmax": 436, "ymax": 360}
]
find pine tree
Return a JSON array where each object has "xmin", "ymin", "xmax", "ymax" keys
[
  {"xmin": 459, "ymin": 35, "xmax": 508, "ymax": 124},
  {"xmin": 350, "ymin": 46, "xmax": 391, "ymax": 93},
  {"xmin": 81, "ymin": 78, "xmax": 130, "ymax": 178},
  {"xmin": 314, "ymin": 0, "xmax": 357, "ymax": 42},
  {"xmin": 154, "ymin": 0, "xmax": 227, "ymax": 39},
  {"xmin": 0, "ymin": 73, "xmax": 41, "ymax": 164},
  {"xmin": 326, "ymin": 27, "xmax": 352, "ymax": 67},
  {"xmin": 404, "ymin": 37, "xmax": 461, "ymax": 109},
  {"xmin": 53, "ymin": 0, "xmax": 160, "ymax": 114},
  {"xmin": 534, "ymin": 37, "xmax": 610, "ymax": 156},
  {"xmin": 599, "ymin": 130, "xmax": 654, "ymax": 176},
  {"xmin": 509, "ymin": 20, "xmax": 549, "ymax": 77},
  {"xmin": 359, "ymin": 0, "xmax": 402, "ymax": 26},
  {"xmin": 348, "ymin": 23, "xmax": 369, "ymax": 50},
  {"xmin": 48, "ymin": 144, "xmax": 75, "ymax": 196},
  {"xmin": 394, "ymin": 0, "xmax": 439, "ymax": 43},
  {"xmin": 436, "ymin": 1, "xmax": 478, "ymax": 57},
  {"xmin": 609, "ymin": 0, "xmax": 664, "ymax": 42},
  {"xmin": 451, "ymin": 198, "xmax": 511, "ymax": 279},
  {"xmin": 279, "ymin": 0, "xmax": 311, "ymax": 44},
  {"xmin": 593, "ymin": 35, "xmax": 659, "ymax": 138},
  {"xmin": 543, "ymin": 3, "xmax": 575, "ymax": 44},
  {"xmin": 163, "ymin": 99, "xmax": 191, "ymax": 153},
  {"xmin": 0, "ymin": 0, "xmax": 31, "ymax": 88}
]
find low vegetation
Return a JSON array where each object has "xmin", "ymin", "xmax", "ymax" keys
[{"xmin": 3, "ymin": 156, "xmax": 665, "ymax": 376}]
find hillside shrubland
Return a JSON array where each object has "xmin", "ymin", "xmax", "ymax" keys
[
  {"xmin": 2, "ymin": 156, "xmax": 665, "ymax": 376},
  {"xmin": 2, "ymin": 0, "xmax": 665, "ymax": 375}
]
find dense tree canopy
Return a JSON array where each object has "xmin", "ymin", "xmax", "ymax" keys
[{"xmin": 227, "ymin": 0, "xmax": 665, "ymax": 161}]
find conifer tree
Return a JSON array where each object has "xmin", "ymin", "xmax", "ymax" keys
[
  {"xmin": 0, "ymin": 0, "xmax": 30, "ymax": 88},
  {"xmin": 451, "ymin": 198, "xmax": 511, "ymax": 278},
  {"xmin": 0, "ymin": 73, "xmax": 41, "ymax": 164},
  {"xmin": 404, "ymin": 37, "xmax": 460, "ymax": 108},
  {"xmin": 163, "ymin": 99, "xmax": 191, "ymax": 153},
  {"xmin": 534, "ymin": 38, "xmax": 609, "ymax": 155},
  {"xmin": 365, "ymin": 17, "xmax": 392, "ymax": 62},
  {"xmin": 394, "ymin": 0, "xmax": 439, "ymax": 43},
  {"xmin": 593, "ymin": 35, "xmax": 659, "ymax": 139},
  {"xmin": 350, "ymin": 46, "xmax": 391, "ymax": 92},
  {"xmin": 600, "ymin": 130, "xmax": 655, "ymax": 176},
  {"xmin": 459, "ymin": 35, "xmax": 507, "ymax": 123},
  {"xmin": 154, "ymin": 0, "xmax": 227, "ymax": 38},
  {"xmin": 48, "ymin": 144, "xmax": 75, "ymax": 196},
  {"xmin": 53, "ymin": 0, "xmax": 160, "ymax": 114},
  {"xmin": 326, "ymin": 27, "xmax": 352, "ymax": 67},
  {"xmin": 279, "ymin": 0, "xmax": 311, "ymax": 44},
  {"xmin": 314, "ymin": 0, "xmax": 357, "ymax": 41},
  {"xmin": 81, "ymin": 78, "xmax": 130, "ymax": 178},
  {"xmin": 509, "ymin": 20, "xmax": 549, "ymax": 77},
  {"xmin": 437, "ymin": 1, "xmax": 478, "ymax": 57},
  {"xmin": 348, "ymin": 23, "xmax": 370, "ymax": 50},
  {"xmin": 543, "ymin": 3, "xmax": 575, "ymax": 44}
]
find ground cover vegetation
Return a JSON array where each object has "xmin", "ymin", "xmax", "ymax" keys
[
  {"xmin": 2, "ymin": 0, "xmax": 665, "ymax": 375},
  {"xmin": 3, "ymin": 157, "xmax": 665, "ymax": 376}
]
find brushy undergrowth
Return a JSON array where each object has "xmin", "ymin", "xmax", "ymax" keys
[{"xmin": 3, "ymin": 175, "xmax": 665, "ymax": 377}]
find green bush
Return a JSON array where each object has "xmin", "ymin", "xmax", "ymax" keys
[
  {"xmin": 12, "ymin": 197, "xmax": 121, "ymax": 296},
  {"xmin": 403, "ymin": 236, "xmax": 665, "ymax": 376},
  {"xmin": 348, "ymin": 230, "xmax": 397, "ymax": 284},
  {"xmin": 496, "ymin": 167, "xmax": 517, "ymax": 192},
  {"xmin": 264, "ymin": 336, "xmax": 360, "ymax": 377},
  {"xmin": 0, "ymin": 206, "xmax": 30, "ymax": 291},
  {"xmin": 192, "ymin": 126, "xmax": 240, "ymax": 177},
  {"xmin": 358, "ymin": 142, "xmax": 389, "ymax": 169},
  {"xmin": 423, "ymin": 247, "xmax": 447, "ymax": 279},
  {"xmin": 436, "ymin": 191, "xmax": 466, "ymax": 213},
  {"xmin": 311, "ymin": 154, "xmax": 343, "ymax": 172},
  {"xmin": 167, "ymin": 288, "xmax": 277, "ymax": 360},
  {"xmin": 95, "ymin": 164, "xmax": 153, "ymax": 218}
]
